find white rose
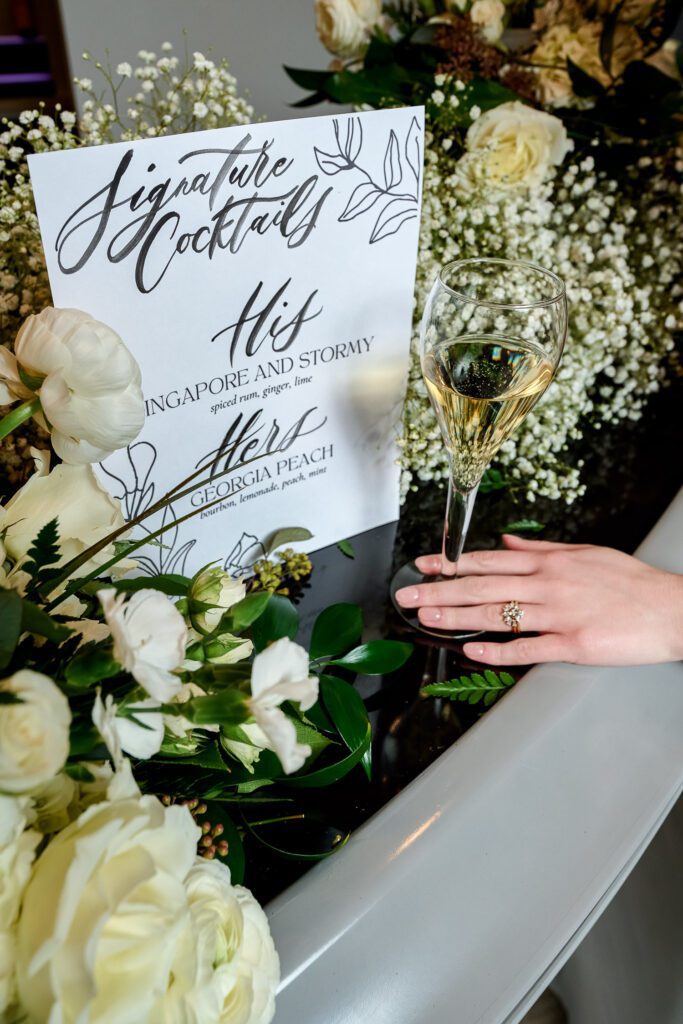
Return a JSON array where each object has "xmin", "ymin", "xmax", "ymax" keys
[
  {"xmin": 458, "ymin": 101, "xmax": 572, "ymax": 191},
  {"xmin": 0, "ymin": 448, "xmax": 128, "ymax": 580},
  {"xmin": 0, "ymin": 670, "xmax": 70, "ymax": 794},
  {"xmin": 249, "ymin": 638, "xmax": 319, "ymax": 774},
  {"xmin": 469, "ymin": 0, "xmax": 505, "ymax": 43},
  {"xmin": 98, "ymin": 588, "xmax": 186, "ymax": 702},
  {"xmin": 315, "ymin": 0, "xmax": 381, "ymax": 58},
  {"xmin": 189, "ymin": 566, "xmax": 246, "ymax": 633},
  {"xmin": 0, "ymin": 796, "xmax": 40, "ymax": 1015},
  {"xmin": 183, "ymin": 859, "xmax": 279, "ymax": 1024},
  {"xmin": 2, "ymin": 307, "xmax": 145, "ymax": 464},
  {"xmin": 15, "ymin": 791, "xmax": 201, "ymax": 1022}
]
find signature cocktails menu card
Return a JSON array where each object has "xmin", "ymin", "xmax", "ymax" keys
[{"xmin": 29, "ymin": 108, "xmax": 424, "ymax": 576}]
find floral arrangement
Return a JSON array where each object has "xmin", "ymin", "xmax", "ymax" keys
[
  {"xmin": 0, "ymin": 305, "xmax": 411, "ymax": 1022},
  {"xmin": 293, "ymin": 0, "xmax": 683, "ymax": 502}
]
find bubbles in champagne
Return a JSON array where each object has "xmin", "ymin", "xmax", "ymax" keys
[{"xmin": 422, "ymin": 335, "xmax": 553, "ymax": 490}]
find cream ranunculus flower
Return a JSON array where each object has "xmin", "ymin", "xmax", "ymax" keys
[
  {"xmin": 98, "ymin": 588, "xmax": 187, "ymax": 702},
  {"xmin": 182, "ymin": 859, "xmax": 279, "ymax": 1024},
  {"xmin": 457, "ymin": 101, "xmax": 572, "ymax": 191},
  {"xmin": 469, "ymin": 0, "xmax": 506, "ymax": 43},
  {"xmin": 249, "ymin": 637, "xmax": 319, "ymax": 774},
  {"xmin": 15, "ymin": 789, "xmax": 202, "ymax": 1023},
  {"xmin": 189, "ymin": 565, "xmax": 246, "ymax": 634},
  {"xmin": 2, "ymin": 306, "xmax": 145, "ymax": 465},
  {"xmin": 0, "ymin": 448, "xmax": 128, "ymax": 580},
  {"xmin": 315, "ymin": 0, "xmax": 381, "ymax": 59},
  {"xmin": 0, "ymin": 796, "xmax": 40, "ymax": 1015},
  {"xmin": 0, "ymin": 670, "xmax": 70, "ymax": 794}
]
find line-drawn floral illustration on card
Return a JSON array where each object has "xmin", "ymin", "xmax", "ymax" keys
[
  {"xmin": 314, "ymin": 115, "xmax": 421, "ymax": 244},
  {"xmin": 223, "ymin": 533, "xmax": 266, "ymax": 576},
  {"xmin": 100, "ymin": 441, "xmax": 197, "ymax": 577}
]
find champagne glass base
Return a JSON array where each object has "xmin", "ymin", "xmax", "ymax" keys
[{"xmin": 390, "ymin": 561, "xmax": 484, "ymax": 641}]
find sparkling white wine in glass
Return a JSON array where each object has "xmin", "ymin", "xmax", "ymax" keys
[
  {"xmin": 391, "ymin": 258, "xmax": 567, "ymax": 639},
  {"xmin": 422, "ymin": 335, "xmax": 554, "ymax": 491}
]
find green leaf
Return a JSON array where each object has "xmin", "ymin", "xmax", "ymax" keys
[
  {"xmin": 284, "ymin": 65, "xmax": 337, "ymax": 91},
  {"xmin": 478, "ymin": 468, "xmax": 508, "ymax": 493},
  {"xmin": 0, "ymin": 589, "xmax": 22, "ymax": 670},
  {"xmin": 264, "ymin": 527, "xmax": 313, "ymax": 555},
  {"xmin": 23, "ymin": 518, "xmax": 61, "ymax": 580},
  {"xmin": 500, "ymin": 519, "xmax": 545, "ymax": 534},
  {"xmin": 20, "ymin": 598, "xmax": 73, "ymax": 643},
  {"xmin": 320, "ymin": 674, "xmax": 372, "ymax": 780},
  {"xmin": 184, "ymin": 690, "xmax": 249, "ymax": 728},
  {"xmin": 328, "ymin": 639, "xmax": 413, "ymax": 675},
  {"xmin": 223, "ymin": 591, "xmax": 271, "ymax": 631},
  {"xmin": 65, "ymin": 645, "xmax": 121, "ymax": 688},
  {"xmin": 284, "ymin": 720, "xmax": 371, "ymax": 788},
  {"xmin": 422, "ymin": 670, "xmax": 518, "ymax": 707},
  {"xmin": 107, "ymin": 574, "xmax": 191, "ymax": 597},
  {"xmin": 64, "ymin": 763, "xmax": 95, "ymax": 782},
  {"xmin": 309, "ymin": 603, "xmax": 363, "ymax": 660},
  {"xmin": 241, "ymin": 806, "xmax": 350, "ymax": 862},
  {"xmin": 292, "ymin": 716, "xmax": 332, "ymax": 765},
  {"xmin": 336, "ymin": 539, "xmax": 355, "ymax": 559},
  {"xmin": 251, "ymin": 595, "xmax": 299, "ymax": 652},
  {"xmin": 154, "ymin": 740, "xmax": 229, "ymax": 769}
]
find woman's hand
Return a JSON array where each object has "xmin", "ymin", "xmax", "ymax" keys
[{"xmin": 395, "ymin": 535, "xmax": 683, "ymax": 667}]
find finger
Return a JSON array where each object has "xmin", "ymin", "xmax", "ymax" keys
[
  {"xmin": 502, "ymin": 534, "xmax": 590, "ymax": 553},
  {"xmin": 414, "ymin": 554, "xmax": 442, "ymax": 576},
  {"xmin": 462, "ymin": 634, "xmax": 574, "ymax": 666},
  {"xmin": 414, "ymin": 550, "xmax": 540, "ymax": 576},
  {"xmin": 394, "ymin": 574, "xmax": 543, "ymax": 609},
  {"xmin": 417, "ymin": 602, "xmax": 556, "ymax": 633}
]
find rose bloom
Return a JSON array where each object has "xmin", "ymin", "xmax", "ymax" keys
[
  {"xmin": 0, "ymin": 670, "xmax": 71, "ymax": 794},
  {"xmin": 315, "ymin": 0, "xmax": 381, "ymax": 59},
  {"xmin": 0, "ymin": 796, "xmax": 40, "ymax": 1015},
  {"xmin": 189, "ymin": 565, "xmax": 246, "ymax": 634},
  {"xmin": 457, "ymin": 101, "xmax": 571, "ymax": 191},
  {"xmin": 469, "ymin": 0, "xmax": 505, "ymax": 44},
  {"xmin": 15, "ymin": 790, "xmax": 279, "ymax": 1023},
  {"xmin": 0, "ymin": 307, "xmax": 144, "ymax": 464},
  {"xmin": 0, "ymin": 448, "xmax": 128, "ymax": 580}
]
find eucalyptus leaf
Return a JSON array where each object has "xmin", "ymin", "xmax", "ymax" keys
[
  {"xmin": 251, "ymin": 595, "xmax": 299, "ymax": 652},
  {"xmin": 264, "ymin": 527, "xmax": 313, "ymax": 555},
  {"xmin": 309, "ymin": 603, "xmax": 362, "ymax": 660},
  {"xmin": 328, "ymin": 639, "xmax": 413, "ymax": 675}
]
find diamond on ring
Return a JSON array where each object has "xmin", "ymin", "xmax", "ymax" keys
[{"xmin": 501, "ymin": 600, "xmax": 524, "ymax": 634}]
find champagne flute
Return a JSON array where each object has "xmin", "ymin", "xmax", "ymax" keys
[{"xmin": 392, "ymin": 257, "xmax": 567, "ymax": 638}]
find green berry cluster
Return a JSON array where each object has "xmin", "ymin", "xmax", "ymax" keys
[{"xmin": 252, "ymin": 547, "xmax": 313, "ymax": 595}]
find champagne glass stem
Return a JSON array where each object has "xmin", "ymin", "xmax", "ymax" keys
[{"xmin": 441, "ymin": 474, "xmax": 478, "ymax": 577}]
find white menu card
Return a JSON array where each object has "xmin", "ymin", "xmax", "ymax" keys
[{"xmin": 29, "ymin": 107, "xmax": 424, "ymax": 576}]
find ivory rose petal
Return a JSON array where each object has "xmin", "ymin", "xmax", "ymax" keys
[
  {"xmin": 0, "ymin": 670, "xmax": 71, "ymax": 794},
  {"xmin": 98, "ymin": 588, "xmax": 186, "ymax": 702},
  {"xmin": 315, "ymin": 0, "xmax": 381, "ymax": 58},
  {"xmin": 12, "ymin": 306, "xmax": 144, "ymax": 465}
]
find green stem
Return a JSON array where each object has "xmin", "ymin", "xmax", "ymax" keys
[
  {"xmin": 246, "ymin": 814, "xmax": 306, "ymax": 828},
  {"xmin": 0, "ymin": 397, "xmax": 41, "ymax": 441}
]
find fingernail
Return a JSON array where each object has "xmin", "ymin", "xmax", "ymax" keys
[
  {"xmin": 464, "ymin": 643, "xmax": 485, "ymax": 658},
  {"xmin": 420, "ymin": 607, "xmax": 442, "ymax": 623},
  {"xmin": 395, "ymin": 587, "xmax": 420, "ymax": 606}
]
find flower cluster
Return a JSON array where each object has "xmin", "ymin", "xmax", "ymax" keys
[
  {"xmin": 300, "ymin": 0, "xmax": 683, "ymax": 502},
  {"xmin": 0, "ymin": 307, "xmax": 410, "ymax": 1021}
]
